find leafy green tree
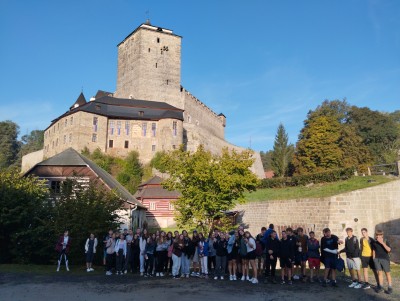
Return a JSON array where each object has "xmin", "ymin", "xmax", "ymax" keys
[
  {"xmin": 13, "ymin": 130, "xmax": 45, "ymax": 168},
  {"xmin": 116, "ymin": 151, "xmax": 143, "ymax": 194},
  {"xmin": 159, "ymin": 145, "xmax": 259, "ymax": 233},
  {"xmin": 348, "ymin": 107, "xmax": 399, "ymax": 163},
  {"xmin": 260, "ymin": 150, "xmax": 273, "ymax": 171},
  {"xmin": 0, "ymin": 120, "xmax": 20, "ymax": 169},
  {"xmin": 271, "ymin": 123, "xmax": 294, "ymax": 177},
  {"xmin": 0, "ymin": 168, "xmax": 50, "ymax": 263}
]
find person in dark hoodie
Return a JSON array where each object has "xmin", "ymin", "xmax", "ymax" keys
[
  {"xmin": 340, "ymin": 228, "xmax": 362, "ymax": 289},
  {"xmin": 264, "ymin": 230, "xmax": 280, "ymax": 284},
  {"xmin": 213, "ymin": 232, "xmax": 228, "ymax": 280},
  {"xmin": 279, "ymin": 230, "xmax": 294, "ymax": 285}
]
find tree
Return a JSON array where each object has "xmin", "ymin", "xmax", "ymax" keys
[
  {"xmin": 0, "ymin": 120, "xmax": 20, "ymax": 169},
  {"xmin": 159, "ymin": 145, "xmax": 259, "ymax": 233},
  {"xmin": 259, "ymin": 150, "xmax": 273, "ymax": 171},
  {"xmin": 271, "ymin": 123, "xmax": 294, "ymax": 177},
  {"xmin": 116, "ymin": 151, "xmax": 143, "ymax": 194}
]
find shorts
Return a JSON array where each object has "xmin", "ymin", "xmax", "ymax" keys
[
  {"xmin": 246, "ymin": 251, "xmax": 256, "ymax": 260},
  {"xmin": 308, "ymin": 258, "xmax": 320, "ymax": 269},
  {"xmin": 346, "ymin": 257, "xmax": 361, "ymax": 270},
  {"xmin": 373, "ymin": 258, "xmax": 390, "ymax": 273},
  {"xmin": 192, "ymin": 248, "xmax": 199, "ymax": 263},
  {"xmin": 323, "ymin": 256, "xmax": 337, "ymax": 269},
  {"xmin": 280, "ymin": 257, "xmax": 292, "ymax": 269},
  {"xmin": 361, "ymin": 256, "xmax": 375, "ymax": 269},
  {"xmin": 227, "ymin": 252, "xmax": 236, "ymax": 261}
]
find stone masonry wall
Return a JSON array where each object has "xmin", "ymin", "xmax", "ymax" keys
[{"xmin": 235, "ymin": 179, "xmax": 400, "ymax": 262}]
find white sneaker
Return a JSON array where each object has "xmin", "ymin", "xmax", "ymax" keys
[
  {"xmin": 214, "ymin": 276, "xmax": 218, "ymax": 280},
  {"xmin": 191, "ymin": 271, "xmax": 196, "ymax": 276},
  {"xmin": 220, "ymin": 276, "xmax": 224, "ymax": 280},
  {"xmin": 160, "ymin": 272, "xmax": 164, "ymax": 277},
  {"xmin": 140, "ymin": 272, "xmax": 144, "ymax": 276},
  {"xmin": 246, "ymin": 276, "xmax": 250, "ymax": 281},
  {"xmin": 185, "ymin": 274, "xmax": 189, "ymax": 278},
  {"xmin": 251, "ymin": 278, "xmax": 259, "ymax": 284},
  {"xmin": 90, "ymin": 268, "xmax": 94, "ymax": 272},
  {"xmin": 124, "ymin": 270, "xmax": 127, "ymax": 274},
  {"xmin": 156, "ymin": 273, "xmax": 160, "ymax": 277},
  {"xmin": 106, "ymin": 271, "xmax": 112, "ymax": 275},
  {"xmin": 293, "ymin": 275, "xmax": 300, "ymax": 280},
  {"xmin": 66, "ymin": 267, "xmax": 70, "ymax": 272},
  {"xmin": 248, "ymin": 277, "xmax": 253, "ymax": 282},
  {"xmin": 87, "ymin": 268, "xmax": 90, "ymax": 272},
  {"xmin": 56, "ymin": 267, "xmax": 60, "ymax": 272},
  {"xmin": 233, "ymin": 275, "xmax": 237, "ymax": 280},
  {"xmin": 354, "ymin": 283, "xmax": 363, "ymax": 289},
  {"xmin": 229, "ymin": 275, "xmax": 233, "ymax": 281},
  {"xmin": 349, "ymin": 282, "xmax": 357, "ymax": 288},
  {"xmin": 241, "ymin": 275, "xmax": 245, "ymax": 281}
]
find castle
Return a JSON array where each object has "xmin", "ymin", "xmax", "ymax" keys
[{"xmin": 35, "ymin": 22, "xmax": 264, "ymax": 178}]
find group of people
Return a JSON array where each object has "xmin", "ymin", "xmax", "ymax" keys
[{"xmin": 54, "ymin": 224, "xmax": 393, "ymax": 294}]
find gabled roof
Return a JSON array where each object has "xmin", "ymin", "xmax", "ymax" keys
[
  {"xmin": 32, "ymin": 148, "xmax": 146, "ymax": 209},
  {"xmin": 69, "ymin": 92, "xmax": 87, "ymax": 110},
  {"xmin": 135, "ymin": 176, "xmax": 181, "ymax": 200}
]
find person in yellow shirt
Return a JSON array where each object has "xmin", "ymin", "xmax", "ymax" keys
[{"xmin": 360, "ymin": 228, "xmax": 378, "ymax": 289}]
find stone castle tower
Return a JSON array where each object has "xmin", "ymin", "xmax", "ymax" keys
[{"xmin": 29, "ymin": 22, "xmax": 265, "ymax": 178}]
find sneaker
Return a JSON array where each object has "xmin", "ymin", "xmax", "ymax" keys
[
  {"xmin": 288, "ymin": 280, "xmax": 293, "ymax": 285},
  {"xmin": 281, "ymin": 280, "xmax": 286, "ymax": 285},
  {"xmin": 251, "ymin": 278, "xmax": 259, "ymax": 284},
  {"xmin": 363, "ymin": 283, "xmax": 370, "ymax": 289},
  {"xmin": 241, "ymin": 275, "xmax": 245, "ymax": 281},
  {"xmin": 185, "ymin": 274, "xmax": 189, "ymax": 278},
  {"xmin": 156, "ymin": 273, "xmax": 160, "ymax": 277},
  {"xmin": 196, "ymin": 272, "xmax": 201, "ymax": 277},
  {"xmin": 160, "ymin": 272, "xmax": 164, "ymax": 277},
  {"xmin": 229, "ymin": 275, "xmax": 233, "ymax": 281},
  {"xmin": 106, "ymin": 271, "xmax": 112, "ymax": 275},
  {"xmin": 387, "ymin": 287, "xmax": 393, "ymax": 294},
  {"xmin": 124, "ymin": 270, "xmax": 127, "ymax": 274},
  {"xmin": 376, "ymin": 285, "xmax": 384, "ymax": 293},
  {"xmin": 66, "ymin": 267, "xmax": 70, "ymax": 272},
  {"xmin": 140, "ymin": 272, "xmax": 144, "ymax": 276},
  {"xmin": 191, "ymin": 271, "xmax": 197, "ymax": 276},
  {"xmin": 233, "ymin": 275, "xmax": 237, "ymax": 281},
  {"xmin": 293, "ymin": 275, "xmax": 300, "ymax": 280},
  {"xmin": 349, "ymin": 281, "xmax": 357, "ymax": 288},
  {"xmin": 245, "ymin": 276, "xmax": 250, "ymax": 281},
  {"xmin": 174, "ymin": 275, "xmax": 180, "ymax": 279},
  {"xmin": 56, "ymin": 267, "xmax": 60, "ymax": 272},
  {"xmin": 180, "ymin": 274, "xmax": 185, "ymax": 278},
  {"xmin": 87, "ymin": 268, "xmax": 90, "ymax": 272},
  {"xmin": 90, "ymin": 268, "xmax": 94, "ymax": 272},
  {"xmin": 354, "ymin": 283, "xmax": 363, "ymax": 289},
  {"xmin": 331, "ymin": 281, "xmax": 338, "ymax": 287},
  {"xmin": 220, "ymin": 276, "xmax": 224, "ymax": 280},
  {"xmin": 144, "ymin": 273, "xmax": 148, "ymax": 277},
  {"xmin": 214, "ymin": 276, "xmax": 218, "ymax": 280},
  {"xmin": 248, "ymin": 277, "xmax": 253, "ymax": 282}
]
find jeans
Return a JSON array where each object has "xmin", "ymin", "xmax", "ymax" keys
[
  {"xmin": 200, "ymin": 256, "xmax": 208, "ymax": 274},
  {"xmin": 181, "ymin": 253, "xmax": 191, "ymax": 275},
  {"xmin": 215, "ymin": 255, "xmax": 227, "ymax": 277},
  {"xmin": 139, "ymin": 253, "xmax": 145, "ymax": 273},
  {"xmin": 145, "ymin": 253, "xmax": 154, "ymax": 275},
  {"xmin": 172, "ymin": 254, "xmax": 181, "ymax": 276}
]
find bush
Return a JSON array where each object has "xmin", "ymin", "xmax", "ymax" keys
[{"xmin": 259, "ymin": 167, "xmax": 355, "ymax": 188}]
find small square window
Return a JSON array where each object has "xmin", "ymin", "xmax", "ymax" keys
[
  {"xmin": 124, "ymin": 141, "xmax": 129, "ymax": 149},
  {"xmin": 109, "ymin": 140, "xmax": 113, "ymax": 148},
  {"xmin": 149, "ymin": 202, "xmax": 156, "ymax": 210}
]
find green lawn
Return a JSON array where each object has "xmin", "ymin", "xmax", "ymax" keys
[{"xmin": 245, "ymin": 175, "xmax": 396, "ymax": 202}]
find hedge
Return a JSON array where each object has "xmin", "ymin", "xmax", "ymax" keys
[{"xmin": 259, "ymin": 167, "xmax": 355, "ymax": 188}]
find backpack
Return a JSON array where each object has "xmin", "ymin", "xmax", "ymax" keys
[
  {"xmin": 255, "ymin": 241, "xmax": 263, "ymax": 257},
  {"xmin": 336, "ymin": 256, "xmax": 345, "ymax": 272}
]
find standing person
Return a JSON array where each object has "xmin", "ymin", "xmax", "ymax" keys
[
  {"xmin": 244, "ymin": 231, "xmax": 258, "ymax": 284},
  {"xmin": 264, "ymin": 230, "xmax": 279, "ymax": 284},
  {"xmin": 227, "ymin": 230, "xmax": 238, "ymax": 281},
  {"xmin": 286, "ymin": 228, "xmax": 298, "ymax": 281},
  {"xmin": 340, "ymin": 228, "xmax": 362, "ymax": 289},
  {"xmin": 172, "ymin": 234, "xmax": 184, "ymax": 279},
  {"xmin": 145, "ymin": 235, "xmax": 156, "ymax": 277},
  {"xmin": 114, "ymin": 233, "xmax": 127, "ymax": 275},
  {"xmin": 103, "ymin": 229, "xmax": 113, "ymax": 267},
  {"xmin": 256, "ymin": 227, "xmax": 267, "ymax": 272},
  {"xmin": 295, "ymin": 227, "xmax": 308, "ymax": 282},
  {"xmin": 155, "ymin": 233, "xmax": 169, "ymax": 276},
  {"xmin": 124, "ymin": 229, "xmax": 133, "ymax": 274},
  {"xmin": 139, "ymin": 229, "xmax": 148, "ymax": 276},
  {"xmin": 191, "ymin": 230, "xmax": 201, "ymax": 277},
  {"xmin": 307, "ymin": 231, "xmax": 321, "ymax": 283},
  {"xmin": 105, "ymin": 233, "xmax": 116, "ymax": 275},
  {"xmin": 131, "ymin": 233, "xmax": 140, "ymax": 273},
  {"xmin": 360, "ymin": 228, "xmax": 378, "ymax": 289},
  {"xmin": 198, "ymin": 232, "xmax": 209, "ymax": 278},
  {"xmin": 279, "ymin": 230, "xmax": 294, "ymax": 285},
  {"xmin": 239, "ymin": 229, "xmax": 249, "ymax": 281},
  {"xmin": 165, "ymin": 231, "xmax": 174, "ymax": 275},
  {"xmin": 321, "ymin": 228, "xmax": 339, "ymax": 287},
  {"xmin": 84, "ymin": 233, "xmax": 98, "ymax": 272},
  {"xmin": 55, "ymin": 230, "xmax": 71, "ymax": 272},
  {"xmin": 207, "ymin": 232, "xmax": 217, "ymax": 275},
  {"xmin": 181, "ymin": 230, "xmax": 192, "ymax": 278},
  {"xmin": 372, "ymin": 230, "xmax": 392, "ymax": 294},
  {"xmin": 213, "ymin": 232, "xmax": 228, "ymax": 280}
]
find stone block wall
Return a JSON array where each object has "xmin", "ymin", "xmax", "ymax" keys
[{"xmin": 235, "ymin": 179, "xmax": 400, "ymax": 262}]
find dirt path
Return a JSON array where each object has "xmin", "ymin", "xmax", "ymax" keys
[{"xmin": 0, "ymin": 272, "xmax": 398, "ymax": 301}]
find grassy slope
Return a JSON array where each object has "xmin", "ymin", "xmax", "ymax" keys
[{"xmin": 244, "ymin": 175, "xmax": 396, "ymax": 202}]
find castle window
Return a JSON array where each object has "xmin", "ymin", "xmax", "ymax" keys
[
  {"xmin": 70, "ymin": 116, "xmax": 73, "ymax": 125},
  {"xmin": 155, "ymin": 63, "xmax": 158, "ymax": 68},
  {"xmin": 109, "ymin": 140, "xmax": 113, "ymax": 148},
  {"xmin": 92, "ymin": 134, "xmax": 97, "ymax": 142},
  {"xmin": 149, "ymin": 202, "xmax": 156, "ymax": 211},
  {"xmin": 63, "ymin": 135, "xmax": 66, "ymax": 144},
  {"xmin": 166, "ymin": 79, "xmax": 169, "ymax": 85},
  {"xmin": 152, "ymin": 145, "xmax": 156, "ymax": 152},
  {"xmin": 93, "ymin": 117, "xmax": 98, "ymax": 132},
  {"xmin": 109, "ymin": 121, "xmax": 115, "ymax": 135},
  {"xmin": 124, "ymin": 141, "xmax": 129, "ymax": 149},
  {"xmin": 172, "ymin": 121, "xmax": 177, "ymax": 136},
  {"xmin": 117, "ymin": 121, "xmax": 121, "ymax": 135},
  {"xmin": 142, "ymin": 122, "xmax": 147, "ymax": 136},
  {"xmin": 172, "ymin": 145, "xmax": 176, "ymax": 149},
  {"xmin": 139, "ymin": 111, "xmax": 144, "ymax": 117},
  {"xmin": 157, "ymin": 37, "xmax": 160, "ymax": 43},
  {"xmin": 169, "ymin": 202, "xmax": 174, "ymax": 211},
  {"xmin": 148, "ymin": 48, "xmax": 151, "ymax": 52},
  {"xmin": 69, "ymin": 133, "xmax": 72, "ymax": 143},
  {"xmin": 56, "ymin": 138, "xmax": 58, "ymax": 147},
  {"xmin": 152, "ymin": 123, "xmax": 156, "ymax": 137},
  {"xmin": 125, "ymin": 121, "xmax": 130, "ymax": 135}
]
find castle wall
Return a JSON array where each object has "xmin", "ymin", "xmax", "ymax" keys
[
  {"xmin": 115, "ymin": 26, "xmax": 183, "ymax": 109},
  {"xmin": 21, "ymin": 149, "xmax": 44, "ymax": 173},
  {"xmin": 234, "ymin": 179, "xmax": 400, "ymax": 262}
]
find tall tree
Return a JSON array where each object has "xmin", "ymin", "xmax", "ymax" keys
[
  {"xmin": 271, "ymin": 123, "xmax": 294, "ymax": 177},
  {"xmin": 0, "ymin": 120, "xmax": 20, "ymax": 169},
  {"xmin": 159, "ymin": 145, "xmax": 258, "ymax": 233},
  {"xmin": 260, "ymin": 150, "xmax": 273, "ymax": 171}
]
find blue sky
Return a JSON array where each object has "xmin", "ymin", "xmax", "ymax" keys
[{"xmin": 0, "ymin": 0, "xmax": 399, "ymax": 152}]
